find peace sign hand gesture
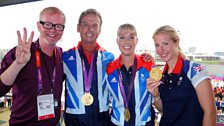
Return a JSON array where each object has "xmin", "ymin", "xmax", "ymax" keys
[{"xmin": 16, "ymin": 28, "xmax": 34, "ymax": 65}]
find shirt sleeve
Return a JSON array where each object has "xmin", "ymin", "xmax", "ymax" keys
[
  {"xmin": 187, "ymin": 61, "xmax": 210, "ymax": 88},
  {"xmin": 0, "ymin": 47, "xmax": 16, "ymax": 97}
]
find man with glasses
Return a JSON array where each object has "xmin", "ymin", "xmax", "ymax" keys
[{"xmin": 0, "ymin": 7, "xmax": 65, "ymax": 125}]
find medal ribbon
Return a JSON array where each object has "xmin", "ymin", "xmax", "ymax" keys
[
  {"xmin": 35, "ymin": 42, "xmax": 57, "ymax": 94},
  {"xmin": 80, "ymin": 47, "xmax": 97, "ymax": 93},
  {"xmin": 118, "ymin": 57, "xmax": 137, "ymax": 109}
]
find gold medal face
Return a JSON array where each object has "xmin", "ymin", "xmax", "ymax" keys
[
  {"xmin": 150, "ymin": 67, "xmax": 162, "ymax": 81},
  {"xmin": 81, "ymin": 93, "xmax": 94, "ymax": 106},
  {"xmin": 124, "ymin": 108, "xmax": 131, "ymax": 122}
]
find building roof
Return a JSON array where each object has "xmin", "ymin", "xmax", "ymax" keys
[{"xmin": 0, "ymin": 0, "xmax": 41, "ymax": 7}]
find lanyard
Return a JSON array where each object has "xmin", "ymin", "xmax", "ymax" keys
[
  {"xmin": 35, "ymin": 44, "xmax": 57, "ymax": 94},
  {"xmin": 79, "ymin": 46, "xmax": 97, "ymax": 93},
  {"xmin": 118, "ymin": 57, "xmax": 137, "ymax": 109}
]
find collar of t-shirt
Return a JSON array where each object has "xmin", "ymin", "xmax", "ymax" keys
[
  {"xmin": 77, "ymin": 41, "xmax": 100, "ymax": 64},
  {"xmin": 163, "ymin": 54, "xmax": 183, "ymax": 74}
]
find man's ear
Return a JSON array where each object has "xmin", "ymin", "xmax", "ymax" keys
[{"xmin": 77, "ymin": 24, "xmax": 80, "ymax": 33}]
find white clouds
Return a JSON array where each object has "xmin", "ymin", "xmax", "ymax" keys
[{"xmin": 0, "ymin": 0, "xmax": 223, "ymax": 56}]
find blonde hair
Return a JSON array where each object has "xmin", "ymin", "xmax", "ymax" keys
[
  {"xmin": 117, "ymin": 23, "xmax": 137, "ymax": 36},
  {"xmin": 152, "ymin": 25, "xmax": 186, "ymax": 59},
  {"xmin": 39, "ymin": 7, "xmax": 66, "ymax": 22}
]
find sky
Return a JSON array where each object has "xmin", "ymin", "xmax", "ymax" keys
[{"xmin": 0, "ymin": 0, "xmax": 223, "ymax": 57}]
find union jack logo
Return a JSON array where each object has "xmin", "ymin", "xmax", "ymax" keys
[{"xmin": 193, "ymin": 65, "xmax": 203, "ymax": 73}]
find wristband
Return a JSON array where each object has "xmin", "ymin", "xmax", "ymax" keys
[{"xmin": 153, "ymin": 96, "xmax": 160, "ymax": 102}]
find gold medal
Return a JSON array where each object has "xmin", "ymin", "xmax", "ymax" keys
[
  {"xmin": 150, "ymin": 67, "xmax": 162, "ymax": 81},
  {"xmin": 81, "ymin": 93, "xmax": 94, "ymax": 106},
  {"xmin": 124, "ymin": 108, "xmax": 130, "ymax": 122}
]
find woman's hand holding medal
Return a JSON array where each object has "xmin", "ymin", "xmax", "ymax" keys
[{"xmin": 146, "ymin": 67, "xmax": 162, "ymax": 98}]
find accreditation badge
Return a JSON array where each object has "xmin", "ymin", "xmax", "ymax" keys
[{"xmin": 37, "ymin": 94, "xmax": 55, "ymax": 120}]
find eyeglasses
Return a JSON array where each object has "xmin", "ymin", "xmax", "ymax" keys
[{"xmin": 39, "ymin": 21, "xmax": 65, "ymax": 31}]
